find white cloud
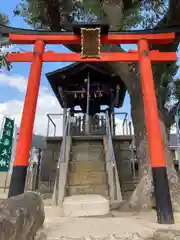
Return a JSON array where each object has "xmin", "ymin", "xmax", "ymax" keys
[
  {"xmin": 0, "ymin": 45, "xmax": 14, "ymax": 54},
  {"xmin": 0, "ymin": 73, "xmax": 27, "ymax": 92},
  {"xmin": 0, "ymin": 45, "xmax": 30, "ymax": 54},
  {"xmin": 0, "ymin": 73, "xmax": 63, "ymax": 136}
]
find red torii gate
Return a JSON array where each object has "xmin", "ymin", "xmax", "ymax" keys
[{"xmin": 6, "ymin": 25, "xmax": 177, "ymax": 224}]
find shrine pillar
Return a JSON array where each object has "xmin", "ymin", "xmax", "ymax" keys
[
  {"xmin": 8, "ymin": 40, "xmax": 45, "ymax": 197},
  {"xmin": 138, "ymin": 39, "xmax": 174, "ymax": 224},
  {"xmin": 85, "ymin": 76, "xmax": 90, "ymax": 134},
  {"xmin": 63, "ymin": 107, "xmax": 67, "ymax": 130}
]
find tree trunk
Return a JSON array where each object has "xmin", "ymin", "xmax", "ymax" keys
[
  {"xmin": 122, "ymin": 76, "xmax": 154, "ymax": 211},
  {"xmin": 120, "ymin": 74, "xmax": 180, "ymax": 212},
  {"xmin": 160, "ymin": 112, "xmax": 180, "ymax": 211}
]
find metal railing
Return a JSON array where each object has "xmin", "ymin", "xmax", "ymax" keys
[
  {"xmin": 106, "ymin": 112, "xmax": 116, "ymax": 167},
  {"xmin": 46, "ymin": 111, "xmax": 133, "ymax": 137},
  {"xmin": 54, "ymin": 113, "xmax": 71, "ymax": 205},
  {"xmin": 57, "ymin": 114, "xmax": 70, "ymax": 167},
  {"xmin": 47, "ymin": 114, "xmax": 62, "ymax": 137},
  {"xmin": 70, "ymin": 114, "xmax": 106, "ymax": 135},
  {"xmin": 105, "ymin": 111, "xmax": 117, "ymax": 200}
]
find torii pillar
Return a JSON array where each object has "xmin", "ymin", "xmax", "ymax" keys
[{"xmin": 8, "ymin": 40, "xmax": 45, "ymax": 197}]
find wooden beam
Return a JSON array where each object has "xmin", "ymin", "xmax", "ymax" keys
[
  {"xmin": 7, "ymin": 52, "xmax": 34, "ymax": 62},
  {"xmin": 7, "ymin": 52, "xmax": 138, "ymax": 62},
  {"xmin": 7, "ymin": 51, "xmax": 177, "ymax": 63},
  {"xmin": 149, "ymin": 51, "xmax": 177, "ymax": 62},
  {"xmin": 9, "ymin": 32, "xmax": 175, "ymax": 45},
  {"xmin": 42, "ymin": 52, "xmax": 139, "ymax": 62}
]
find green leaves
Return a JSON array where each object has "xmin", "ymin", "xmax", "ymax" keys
[
  {"xmin": 82, "ymin": 0, "xmax": 102, "ymax": 14},
  {"xmin": 122, "ymin": 2, "xmax": 143, "ymax": 29},
  {"xmin": 12, "ymin": 0, "xmax": 169, "ymax": 30},
  {"xmin": 122, "ymin": 0, "xmax": 168, "ymax": 29},
  {"xmin": 0, "ymin": 11, "xmax": 11, "ymax": 71},
  {"xmin": 13, "ymin": 0, "xmax": 51, "ymax": 29},
  {"xmin": 0, "ymin": 11, "xmax": 9, "ymax": 25},
  {"xmin": 0, "ymin": 54, "xmax": 12, "ymax": 72},
  {"xmin": 154, "ymin": 61, "xmax": 178, "ymax": 106},
  {"xmin": 173, "ymin": 79, "xmax": 180, "ymax": 101}
]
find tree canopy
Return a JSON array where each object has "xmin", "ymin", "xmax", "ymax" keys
[
  {"xmin": 0, "ymin": 12, "xmax": 8, "ymax": 25},
  {"xmin": 12, "ymin": 0, "xmax": 180, "ymax": 130},
  {"xmin": 0, "ymin": 12, "xmax": 11, "ymax": 71},
  {"xmin": 13, "ymin": 0, "xmax": 170, "ymax": 30}
]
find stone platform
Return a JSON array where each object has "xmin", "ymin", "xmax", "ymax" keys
[{"xmin": 62, "ymin": 194, "xmax": 109, "ymax": 217}]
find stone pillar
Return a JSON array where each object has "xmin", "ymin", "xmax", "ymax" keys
[
  {"xmin": 63, "ymin": 108, "xmax": 67, "ymax": 130},
  {"xmin": 85, "ymin": 76, "xmax": 90, "ymax": 134}
]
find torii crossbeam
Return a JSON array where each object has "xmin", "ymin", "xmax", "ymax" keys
[{"xmin": 5, "ymin": 23, "xmax": 177, "ymax": 224}]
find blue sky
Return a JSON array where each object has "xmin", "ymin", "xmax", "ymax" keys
[
  {"xmin": 0, "ymin": 0, "xmax": 178, "ymax": 135},
  {"xmin": 0, "ymin": 0, "xmax": 73, "ymax": 100}
]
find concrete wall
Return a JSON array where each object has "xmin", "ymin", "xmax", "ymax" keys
[
  {"xmin": 39, "ymin": 137, "xmax": 62, "ymax": 193},
  {"xmin": 113, "ymin": 136, "xmax": 137, "ymax": 199}
]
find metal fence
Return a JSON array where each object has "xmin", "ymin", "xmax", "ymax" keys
[{"xmin": 46, "ymin": 112, "xmax": 133, "ymax": 137}]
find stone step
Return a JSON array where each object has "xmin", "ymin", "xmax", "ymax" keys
[
  {"xmin": 72, "ymin": 144, "xmax": 103, "ymax": 152},
  {"xmin": 41, "ymin": 193, "xmax": 53, "ymax": 199},
  {"xmin": 63, "ymin": 194, "xmax": 109, "ymax": 217},
  {"xmin": 67, "ymin": 185, "xmax": 109, "ymax": 197},
  {"xmin": 122, "ymin": 190, "xmax": 134, "ymax": 200},
  {"xmin": 72, "ymin": 143, "xmax": 103, "ymax": 149},
  {"xmin": 68, "ymin": 172, "xmax": 108, "ymax": 186},
  {"xmin": 72, "ymin": 145, "xmax": 104, "ymax": 162},
  {"xmin": 121, "ymin": 180, "xmax": 139, "ymax": 200},
  {"xmin": 121, "ymin": 180, "xmax": 139, "ymax": 191},
  {"xmin": 69, "ymin": 161, "xmax": 105, "ymax": 173},
  {"xmin": 72, "ymin": 140, "xmax": 103, "ymax": 146},
  {"xmin": 72, "ymin": 141, "xmax": 103, "ymax": 147}
]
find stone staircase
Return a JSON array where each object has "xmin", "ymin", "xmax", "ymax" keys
[
  {"xmin": 121, "ymin": 179, "xmax": 139, "ymax": 199},
  {"xmin": 39, "ymin": 135, "xmax": 135, "ymax": 216},
  {"xmin": 66, "ymin": 138, "xmax": 109, "ymax": 199}
]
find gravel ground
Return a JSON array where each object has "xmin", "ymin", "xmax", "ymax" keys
[
  {"xmin": 1, "ymin": 190, "xmax": 180, "ymax": 240},
  {"xmin": 36, "ymin": 206, "xmax": 180, "ymax": 240}
]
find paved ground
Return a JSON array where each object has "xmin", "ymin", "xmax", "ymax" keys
[
  {"xmin": 38, "ymin": 207, "xmax": 180, "ymax": 240},
  {"xmin": 1, "ymin": 190, "xmax": 180, "ymax": 240},
  {"xmin": 0, "ymin": 188, "xmax": 8, "ymax": 199}
]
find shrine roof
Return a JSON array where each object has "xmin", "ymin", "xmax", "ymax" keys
[
  {"xmin": 46, "ymin": 62, "xmax": 126, "ymax": 109},
  {"xmin": 46, "ymin": 62, "xmax": 121, "ymax": 80}
]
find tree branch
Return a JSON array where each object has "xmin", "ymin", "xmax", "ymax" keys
[
  {"xmin": 123, "ymin": 0, "xmax": 134, "ymax": 10},
  {"xmin": 101, "ymin": 0, "xmax": 124, "ymax": 31},
  {"xmin": 168, "ymin": 0, "xmax": 180, "ymax": 25},
  {"xmin": 162, "ymin": 102, "xmax": 180, "ymax": 130}
]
